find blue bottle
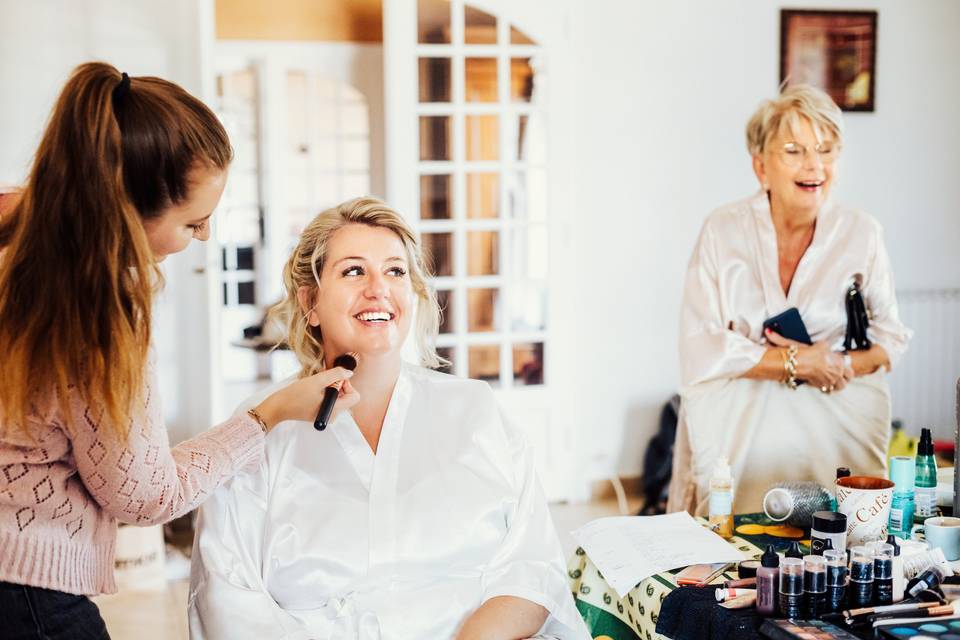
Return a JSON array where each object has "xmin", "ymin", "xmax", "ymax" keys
[{"xmin": 888, "ymin": 456, "xmax": 915, "ymax": 539}]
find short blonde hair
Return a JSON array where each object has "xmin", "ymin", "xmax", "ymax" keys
[
  {"xmin": 746, "ymin": 84, "xmax": 844, "ymax": 156},
  {"xmin": 273, "ymin": 196, "xmax": 444, "ymax": 376}
]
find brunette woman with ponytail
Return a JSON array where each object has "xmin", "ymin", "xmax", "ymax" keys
[{"xmin": 0, "ymin": 63, "xmax": 358, "ymax": 638}]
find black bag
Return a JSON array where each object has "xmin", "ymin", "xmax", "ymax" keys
[
  {"xmin": 843, "ymin": 275, "xmax": 871, "ymax": 351},
  {"xmin": 639, "ymin": 394, "xmax": 681, "ymax": 515}
]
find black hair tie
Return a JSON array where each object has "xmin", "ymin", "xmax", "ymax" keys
[{"xmin": 112, "ymin": 72, "xmax": 131, "ymax": 106}]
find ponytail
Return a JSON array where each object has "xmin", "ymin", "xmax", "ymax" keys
[{"xmin": 0, "ymin": 62, "xmax": 231, "ymax": 437}]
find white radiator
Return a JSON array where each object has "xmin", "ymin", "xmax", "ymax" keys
[{"xmin": 887, "ymin": 289, "xmax": 960, "ymax": 441}]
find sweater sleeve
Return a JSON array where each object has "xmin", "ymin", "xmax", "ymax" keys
[{"xmin": 65, "ymin": 360, "xmax": 265, "ymax": 526}]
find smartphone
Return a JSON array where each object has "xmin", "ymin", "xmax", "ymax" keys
[{"xmin": 762, "ymin": 307, "xmax": 813, "ymax": 345}]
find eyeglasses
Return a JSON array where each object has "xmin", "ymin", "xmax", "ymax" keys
[{"xmin": 777, "ymin": 141, "xmax": 841, "ymax": 168}]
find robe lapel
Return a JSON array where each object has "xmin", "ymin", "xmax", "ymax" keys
[{"xmin": 367, "ymin": 367, "xmax": 413, "ymax": 568}]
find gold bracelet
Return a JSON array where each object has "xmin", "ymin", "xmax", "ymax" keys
[
  {"xmin": 783, "ymin": 345, "xmax": 799, "ymax": 389},
  {"xmin": 246, "ymin": 408, "xmax": 269, "ymax": 434}
]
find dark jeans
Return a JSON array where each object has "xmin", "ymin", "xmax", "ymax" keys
[{"xmin": 0, "ymin": 581, "xmax": 110, "ymax": 640}]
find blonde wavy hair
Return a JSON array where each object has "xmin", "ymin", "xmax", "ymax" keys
[
  {"xmin": 274, "ymin": 196, "xmax": 444, "ymax": 377},
  {"xmin": 746, "ymin": 84, "xmax": 844, "ymax": 156}
]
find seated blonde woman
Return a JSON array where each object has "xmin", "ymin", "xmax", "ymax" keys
[{"xmin": 188, "ymin": 197, "xmax": 589, "ymax": 640}]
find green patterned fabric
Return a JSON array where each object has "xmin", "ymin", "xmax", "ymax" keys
[{"xmin": 568, "ymin": 514, "xmax": 796, "ymax": 640}]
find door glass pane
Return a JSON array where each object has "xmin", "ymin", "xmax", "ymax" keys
[
  {"xmin": 467, "ymin": 230, "xmax": 499, "ymax": 276},
  {"xmin": 513, "ymin": 342, "xmax": 544, "ymax": 385},
  {"xmin": 437, "ymin": 289, "xmax": 454, "ymax": 334},
  {"xmin": 435, "ymin": 346, "xmax": 455, "ymax": 374},
  {"xmin": 466, "ymin": 172, "xmax": 499, "ymax": 219},
  {"xmin": 510, "ymin": 225, "xmax": 547, "ymax": 279},
  {"xmin": 418, "ymin": 0, "xmax": 450, "ymax": 43},
  {"xmin": 464, "ymin": 6, "xmax": 497, "ymax": 44},
  {"xmin": 419, "ymin": 58, "xmax": 452, "ymax": 103},
  {"xmin": 510, "ymin": 25, "xmax": 535, "ymax": 45},
  {"xmin": 422, "ymin": 232, "xmax": 454, "ymax": 277},
  {"xmin": 468, "ymin": 344, "xmax": 500, "ymax": 384},
  {"xmin": 420, "ymin": 174, "xmax": 452, "ymax": 220},
  {"xmin": 465, "ymin": 58, "xmax": 497, "ymax": 103},
  {"xmin": 465, "ymin": 115, "xmax": 499, "ymax": 161},
  {"xmin": 511, "ymin": 58, "xmax": 535, "ymax": 102},
  {"xmin": 420, "ymin": 116, "xmax": 452, "ymax": 161},
  {"xmin": 507, "ymin": 169, "xmax": 547, "ymax": 221},
  {"xmin": 510, "ymin": 282, "xmax": 547, "ymax": 331},
  {"xmin": 467, "ymin": 288, "xmax": 500, "ymax": 332}
]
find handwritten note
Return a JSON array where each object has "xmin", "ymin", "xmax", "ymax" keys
[{"xmin": 571, "ymin": 512, "xmax": 749, "ymax": 597}]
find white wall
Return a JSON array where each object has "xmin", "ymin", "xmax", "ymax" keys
[{"xmin": 569, "ymin": 0, "xmax": 960, "ymax": 484}]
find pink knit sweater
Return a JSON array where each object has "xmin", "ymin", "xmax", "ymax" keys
[{"xmin": 0, "ymin": 361, "xmax": 264, "ymax": 595}]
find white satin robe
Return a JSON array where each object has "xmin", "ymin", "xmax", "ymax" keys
[
  {"xmin": 188, "ymin": 364, "xmax": 589, "ymax": 640},
  {"xmin": 667, "ymin": 192, "xmax": 912, "ymax": 515}
]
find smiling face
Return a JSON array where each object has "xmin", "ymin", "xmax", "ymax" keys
[
  {"xmin": 301, "ymin": 223, "xmax": 415, "ymax": 363},
  {"xmin": 753, "ymin": 116, "xmax": 839, "ymax": 219},
  {"xmin": 141, "ymin": 166, "xmax": 227, "ymax": 261}
]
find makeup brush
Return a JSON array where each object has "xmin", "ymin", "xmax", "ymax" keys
[{"xmin": 313, "ymin": 352, "xmax": 359, "ymax": 431}]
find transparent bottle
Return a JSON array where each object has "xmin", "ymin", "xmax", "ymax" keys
[
  {"xmin": 914, "ymin": 428, "xmax": 938, "ymax": 523},
  {"xmin": 709, "ymin": 458, "xmax": 734, "ymax": 539},
  {"xmin": 888, "ymin": 455, "xmax": 915, "ymax": 539}
]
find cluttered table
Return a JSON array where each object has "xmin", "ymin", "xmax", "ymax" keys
[
  {"xmin": 569, "ymin": 513, "xmax": 802, "ymax": 640},
  {"xmin": 569, "ymin": 512, "xmax": 960, "ymax": 640}
]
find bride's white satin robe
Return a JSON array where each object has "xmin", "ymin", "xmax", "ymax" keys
[
  {"xmin": 667, "ymin": 192, "xmax": 912, "ymax": 515},
  {"xmin": 188, "ymin": 364, "xmax": 589, "ymax": 639}
]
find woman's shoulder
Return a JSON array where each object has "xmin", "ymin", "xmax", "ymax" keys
[
  {"xmin": 827, "ymin": 201, "xmax": 884, "ymax": 232},
  {"xmin": 701, "ymin": 193, "xmax": 763, "ymax": 231},
  {"xmin": 404, "ymin": 363, "xmax": 495, "ymax": 403}
]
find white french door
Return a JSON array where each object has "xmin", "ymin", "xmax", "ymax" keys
[{"xmin": 383, "ymin": 0, "xmax": 577, "ymax": 500}]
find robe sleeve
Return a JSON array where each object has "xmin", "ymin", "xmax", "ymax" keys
[
  {"xmin": 679, "ymin": 220, "xmax": 767, "ymax": 386},
  {"xmin": 479, "ymin": 409, "xmax": 591, "ymax": 639},
  {"xmin": 188, "ymin": 453, "xmax": 312, "ymax": 640},
  {"xmin": 862, "ymin": 220, "xmax": 912, "ymax": 368}
]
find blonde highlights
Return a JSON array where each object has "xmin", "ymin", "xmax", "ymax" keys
[
  {"xmin": 746, "ymin": 84, "xmax": 844, "ymax": 156},
  {"xmin": 274, "ymin": 197, "xmax": 444, "ymax": 376}
]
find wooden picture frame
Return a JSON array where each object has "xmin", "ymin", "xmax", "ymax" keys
[{"xmin": 780, "ymin": 9, "xmax": 878, "ymax": 112}]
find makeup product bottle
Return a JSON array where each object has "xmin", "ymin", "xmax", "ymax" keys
[
  {"xmin": 871, "ymin": 543, "xmax": 895, "ymax": 605},
  {"xmin": 886, "ymin": 534, "xmax": 905, "ymax": 602},
  {"xmin": 907, "ymin": 564, "xmax": 946, "ymax": 599},
  {"xmin": 848, "ymin": 545, "xmax": 874, "ymax": 607},
  {"xmin": 785, "ymin": 541, "xmax": 804, "ymax": 560},
  {"xmin": 756, "ymin": 544, "xmax": 780, "ymax": 617},
  {"xmin": 914, "ymin": 428, "xmax": 938, "ymax": 523},
  {"xmin": 803, "ymin": 554, "xmax": 827, "ymax": 619},
  {"xmin": 810, "ymin": 511, "xmax": 847, "ymax": 554},
  {"xmin": 779, "ymin": 557, "xmax": 803, "ymax": 619},
  {"xmin": 829, "ymin": 467, "xmax": 851, "ymax": 511},
  {"xmin": 888, "ymin": 456, "xmax": 916, "ymax": 539},
  {"xmin": 824, "ymin": 549, "xmax": 847, "ymax": 613},
  {"xmin": 709, "ymin": 458, "xmax": 734, "ymax": 539}
]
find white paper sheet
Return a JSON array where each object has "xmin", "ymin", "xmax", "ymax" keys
[{"xmin": 570, "ymin": 511, "xmax": 749, "ymax": 597}]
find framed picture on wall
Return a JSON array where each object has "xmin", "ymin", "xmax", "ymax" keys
[{"xmin": 780, "ymin": 9, "xmax": 878, "ymax": 112}]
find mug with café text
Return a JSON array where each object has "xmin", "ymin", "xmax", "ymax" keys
[{"xmin": 836, "ymin": 476, "xmax": 894, "ymax": 547}]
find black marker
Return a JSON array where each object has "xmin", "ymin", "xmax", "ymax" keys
[{"xmin": 314, "ymin": 352, "xmax": 359, "ymax": 431}]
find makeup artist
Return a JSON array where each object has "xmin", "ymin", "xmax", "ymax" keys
[
  {"xmin": 0, "ymin": 63, "xmax": 356, "ymax": 639},
  {"xmin": 667, "ymin": 85, "xmax": 911, "ymax": 516}
]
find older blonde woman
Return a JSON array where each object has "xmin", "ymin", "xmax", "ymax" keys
[
  {"xmin": 667, "ymin": 86, "xmax": 911, "ymax": 516},
  {"xmin": 188, "ymin": 197, "xmax": 589, "ymax": 640}
]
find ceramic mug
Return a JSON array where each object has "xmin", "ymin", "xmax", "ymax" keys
[
  {"xmin": 836, "ymin": 476, "xmax": 894, "ymax": 547},
  {"xmin": 911, "ymin": 516, "xmax": 960, "ymax": 561}
]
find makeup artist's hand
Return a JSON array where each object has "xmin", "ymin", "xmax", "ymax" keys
[
  {"xmin": 253, "ymin": 368, "xmax": 360, "ymax": 432},
  {"xmin": 765, "ymin": 330, "xmax": 847, "ymax": 392}
]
